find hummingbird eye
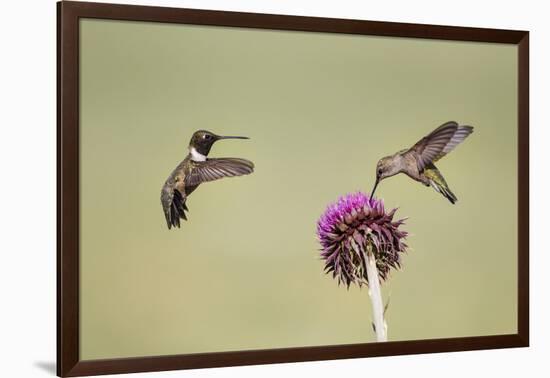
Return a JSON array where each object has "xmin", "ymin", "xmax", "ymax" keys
[
  {"xmin": 203, "ymin": 134, "xmax": 211, "ymax": 140},
  {"xmin": 377, "ymin": 168, "xmax": 383, "ymax": 176}
]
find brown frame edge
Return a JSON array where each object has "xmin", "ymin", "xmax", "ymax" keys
[{"xmin": 57, "ymin": 1, "xmax": 529, "ymax": 376}]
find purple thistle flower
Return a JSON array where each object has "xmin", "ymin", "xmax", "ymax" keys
[{"xmin": 317, "ymin": 192, "xmax": 408, "ymax": 288}]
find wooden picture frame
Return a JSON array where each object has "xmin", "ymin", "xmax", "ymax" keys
[{"xmin": 57, "ymin": 1, "xmax": 529, "ymax": 376}]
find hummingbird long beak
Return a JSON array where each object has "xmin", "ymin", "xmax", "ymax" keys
[
  {"xmin": 217, "ymin": 135, "xmax": 249, "ymax": 140},
  {"xmin": 370, "ymin": 178, "xmax": 379, "ymax": 199}
]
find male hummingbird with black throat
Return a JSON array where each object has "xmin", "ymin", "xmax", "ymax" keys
[
  {"xmin": 161, "ymin": 130, "xmax": 254, "ymax": 229},
  {"xmin": 370, "ymin": 121, "xmax": 473, "ymax": 204}
]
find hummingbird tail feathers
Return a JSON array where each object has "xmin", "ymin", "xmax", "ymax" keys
[
  {"xmin": 430, "ymin": 180, "xmax": 457, "ymax": 204},
  {"xmin": 423, "ymin": 164, "xmax": 458, "ymax": 204},
  {"xmin": 162, "ymin": 189, "xmax": 189, "ymax": 229},
  {"xmin": 170, "ymin": 189, "xmax": 189, "ymax": 228}
]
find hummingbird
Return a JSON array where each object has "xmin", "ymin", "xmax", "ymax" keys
[
  {"xmin": 161, "ymin": 130, "xmax": 254, "ymax": 229},
  {"xmin": 370, "ymin": 121, "xmax": 473, "ymax": 204}
]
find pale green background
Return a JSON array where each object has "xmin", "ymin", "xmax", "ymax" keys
[{"xmin": 79, "ymin": 19, "xmax": 517, "ymax": 360}]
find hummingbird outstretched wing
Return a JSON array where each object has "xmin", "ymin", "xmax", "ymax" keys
[
  {"xmin": 408, "ymin": 121, "xmax": 474, "ymax": 171},
  {"xmin": 161, "ymin": 158, "xmax": 254, "ymax": 229},
  {"xmin": 184, "ymin": 158, "xmax": 254, "ymax": 187}
]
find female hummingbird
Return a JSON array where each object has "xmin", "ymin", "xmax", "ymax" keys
[
  {"xmin": 370, "ymin": 121, "xmax": 473, "ymax": 204},
  {"xmin": 161, "ymin": 130, "xmax": 254, "ymax": 229}
]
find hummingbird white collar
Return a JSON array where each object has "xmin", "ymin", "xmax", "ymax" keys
[{"xmin": 189, "ymin": 147, "xmax": 207, "ymax": 162}]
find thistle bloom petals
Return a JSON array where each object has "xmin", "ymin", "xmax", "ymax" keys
[{"xmin": 317, "ymin": 192, "xmax": 408, "ymax": 288}]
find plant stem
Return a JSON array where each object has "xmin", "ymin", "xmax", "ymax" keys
[{"xmin": 366, "ymin": 248, "xmax": 387, "ymax": 342}]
